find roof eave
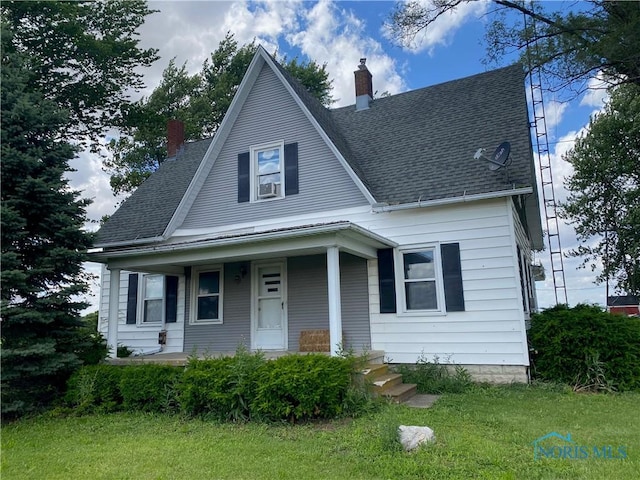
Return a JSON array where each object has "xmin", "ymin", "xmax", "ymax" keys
[{"xmin": 372, "ymin": 187, "xmax": 534, "ymax": 213}]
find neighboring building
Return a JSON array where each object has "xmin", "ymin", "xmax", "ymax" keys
[
  {"xmin": 91, "ymin": 47, "xmax": 542, "ymax": 383},
  {"xmin": 607, "ymin": 296, "xmax": 640, "ymax": 317}
]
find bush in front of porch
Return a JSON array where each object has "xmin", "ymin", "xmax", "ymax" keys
[{"xmin": 64, "ymin": 348, "xmax": 372, "ymax": 422}]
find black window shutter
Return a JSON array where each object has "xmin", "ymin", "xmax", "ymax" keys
[
  {"xmin": 284, "ymin": 142, "xmax": 299, "ymax": 195},
  {"xmin": 126, "ymin": 273, "xmax": 138, "ymax": 324},
  {"xmin": 238, "ymin": 152, "xmax": 250, "ymax": 202},
  {"xmin": 377, "ymin": 249, "xmax": 397, "ymax": 313},
  {"xmin": 165, "ymin": 275, "xmax": 179, "ymax": 323},
  {"xmin": 441, "ymin": 243, "xmax": 465, "ymax": 312}
]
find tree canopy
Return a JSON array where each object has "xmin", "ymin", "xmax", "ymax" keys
[
  {"xmin": 104, "ymin": 33, "xmax": 333, "ymax": 195},
  {"xmin": 1, "ymin": 0, "xmax": 158, "ymax": 148},
  {"xmin": 561, "ymin": 83, "xmax": 640, "ymax": 296},
  {"xmin": 389, "ymin": 1, "xmax": 640, "ymax": 99}
]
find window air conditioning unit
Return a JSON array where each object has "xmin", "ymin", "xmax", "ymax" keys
[{"xmin": 258, "ymin": 182, "xmax": 277, "ymax": 198}]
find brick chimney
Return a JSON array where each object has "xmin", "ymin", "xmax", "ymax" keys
[
  {"xmin": 354, "ymin": 58, "xmax": 373, "ymax": 111},
  {"xmin": 167, "ymin": 119, "xmax": 185, "ymax": 157}
]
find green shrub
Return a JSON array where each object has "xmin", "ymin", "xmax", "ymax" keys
[
  {"xmin": 119, "ymin": 364, "xmax": 183, "ymax": 413},
  {"xmin": 529, "ymin": 304, "xmax": 640, "ymax": 391},
  {"xmin": 395, "ymin": 354, "xmax": 473, "ymax": 394},
  {"xmin": 251, "ymin": 354, "xmax": 353, "ymax": 422},
  {"xmin": 117, "ymin": 344, "xmax": 133, "ymax": 358},
  {"xmin": 179, "ymin": 347, "xmax": 266, "ymax": 421},
  {"xmin": 65, "ymin": 365, "xmax": 124, "ymax": 413}
]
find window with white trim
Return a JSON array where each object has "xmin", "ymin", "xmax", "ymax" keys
[
  {"xmin": 399, "ymin": 247, "xmax": 442, "ymax": 312},
  {"xmin": 251, "ymin": 141, "xmax": 284, "ymax": 201},
  {"xmin": 141, "ymin": 274, "xmax": 164, "ymax": 323},
  {"xmin": 191, "ymin": 267, "xmax": 223, "ymax": 324}
]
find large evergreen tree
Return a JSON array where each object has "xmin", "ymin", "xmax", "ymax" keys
[
  {"xmin": 0, "ymin": 1, "xmax": 156, "ymax": 417},
  {"xmin": 1, "ymin": 43, "xmax": 95, "ymax": 417},
  {"xmin": 105, "ymin": 33, "xmax": 333, "ymax": 195}
]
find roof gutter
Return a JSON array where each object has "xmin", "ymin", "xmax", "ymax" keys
[
  {"xmin": 372, "ymin": 187, "xmax": 533, "ymax": 213},
  {"xmin": 92, "ymin": 235, "xmax": 166, "ymax": 251}
]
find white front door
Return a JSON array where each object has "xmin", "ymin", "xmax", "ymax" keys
[{"xmin": 252, "ymin": 262, "xmax": 287, "ymax": 350}]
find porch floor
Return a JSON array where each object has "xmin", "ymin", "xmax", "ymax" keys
[{"xmin": 106, "ymin": 350, "xmax": 385, "ymax": 367}]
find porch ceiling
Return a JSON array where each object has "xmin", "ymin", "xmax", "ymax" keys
[{"xmin": 89, "ymin": 221, "xmax": 396, "ymax": 273}]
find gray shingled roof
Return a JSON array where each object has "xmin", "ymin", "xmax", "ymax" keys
[
  {"xmin": 96, "ymin": 59, "xmax": 536, "ymax": 248},
  {"xmin": 95, "ymin": 138, "xmax": 211, "ymax": 246},
  {"xmin": 331, "ymin": 64, "xmax": 533, "ymax": 204}
]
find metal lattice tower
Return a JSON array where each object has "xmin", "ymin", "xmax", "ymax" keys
[{"xmin": 524, "ymin": 6, "xmax": 568, "ymax": 305}]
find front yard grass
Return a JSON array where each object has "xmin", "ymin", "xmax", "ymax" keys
[{"xmin": 2, "ymin": 384, "xmax": 638, "ymax": 479}]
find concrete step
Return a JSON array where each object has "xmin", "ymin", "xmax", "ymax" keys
[
  {"xmin": 365, "ymin": 350, "xmax": 385, "ymax": 364},
  {"xmin": 371, "ymin": 372, "xmax": 404, "ymax": 393},
  {"xmin": 360, "ymin": 363, "xmax": 388, "ymax": 380},
  {"xmin": 382, "ymin": 383, "xmax": 418, "ymax": 403}
]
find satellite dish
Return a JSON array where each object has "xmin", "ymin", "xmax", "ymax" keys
[
  {"xmin": 490, "ymin": 141, "xmax": 511, "ymax": 171},
  {"xmin": 474, "ymin": 141, "xmax": 512, "ymax": 170},
  {"xmin": 474, "ymin": 141, "xmax": 512, "ymax": 181}
]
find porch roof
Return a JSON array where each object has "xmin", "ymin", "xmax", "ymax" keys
[{"xmin": 89, "ymin": 221, "xmax": 396, "ymax": 273}]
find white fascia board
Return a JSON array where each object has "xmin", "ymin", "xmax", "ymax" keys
[
  {"xmin": 372, "ymin": 187, "xmax": 533, "ymax": 213},
  {"xmin": 261, "ymin": 50, "xmax": 377, "ymax": 205},
  {"xmin": 161, "ymin": 52, "xmax": 267, "ymax": 240}
]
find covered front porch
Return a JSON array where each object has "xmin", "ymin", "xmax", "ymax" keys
[{"xmin": 91, "ymin": 222, "xmax": 396, "ymax": 358}]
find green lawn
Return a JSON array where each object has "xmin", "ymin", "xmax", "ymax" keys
[{"xmin": 2, "ymin": 385, "xmax": 638, "ymax": 480}]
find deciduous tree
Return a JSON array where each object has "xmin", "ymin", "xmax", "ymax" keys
[
  {"xmin": 389, "ymin": 1, "xmax": 640, "ymax": 98},
  {"xmin": 105, "ymin": 33, "xmax": 333, "ymax": 195},
  {"xmin": 1, "ymin": 0, "xmax": 158, "ymax": 148},
  {"xmin": 561, "ymin": 83, "xmax": 640, "ymax": 295}
]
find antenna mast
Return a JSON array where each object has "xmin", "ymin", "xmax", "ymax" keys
[{"xmin": 523, "ymin": 2, "xmax": 568, "ymax": 305}]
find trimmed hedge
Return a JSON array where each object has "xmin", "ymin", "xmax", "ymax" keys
[
  {"xmin": 529, "ymin": 304, "xmax": 640, "ymax": 391},
  {"xmin": 178, "ymin": 349, "xmax": 265, "ymax": 421},
  {"xmin": 120, "ymin": 364, "xmax": 182, "ymax": 413},
  {"xmin": 251, "ymin": 354, "xmax": 353, "ymax": 422},
  {"xmin": 65, "ymin": 351, "xmax": 367, "ymax": 421},
  {"xmin": 65, "ymin": 364, "xmax": 124, "ymax": 413}
]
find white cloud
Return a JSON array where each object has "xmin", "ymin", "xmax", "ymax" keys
[
  {"xmin": 580, "ymin": 72, "xmax": 610, "ymax": 108},
  {"xmin": 287, "ymin": 0, "xmax": 405, "ymax": 105},
  {"xmin": 382, "ymin": 0, "xmax": 489, "ymax": 55}
]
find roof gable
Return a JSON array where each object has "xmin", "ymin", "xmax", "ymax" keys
[{"xmin": 95, "ymin": 52, "xmax": 540, "ymax": 249}]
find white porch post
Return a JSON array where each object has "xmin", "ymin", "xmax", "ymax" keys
[
  {"xmin": 107, "ymin": 268, "xmax": 121, "ymax": 359},
  {"xmin": 326, "ymin": 246, "xmax": 342, "ymax": 356}
]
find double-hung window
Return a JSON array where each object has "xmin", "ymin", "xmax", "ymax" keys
[
  {"xmin": 377, "ymin": 243, "xmax": 464, "ymax": 315},
  {"xmin": 401, "ymin": 248, "xmax": 440, "ymax": 311},
  {"xmin": 251, "ymin": 141, "xmax": 284, "ymax": 201},
  {"xmin": 141, "ymin": 274, "xmax": 164, "ymax": 323},
  {"xmin": 191, "ymin": 267, "xmax": 223, "ymax": 324}
]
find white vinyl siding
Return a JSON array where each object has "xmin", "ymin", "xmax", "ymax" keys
[
  {"xmin": 365, "ymin": 198, "xmax": 529, "ymax": 366},
  {"xmin": 98, "ymin": 267, "xmax": 185, "ymax": 354}
]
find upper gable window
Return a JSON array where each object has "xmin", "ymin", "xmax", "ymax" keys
[{"xmin": 251, "ymin": 141, "xmax": 284, "ymax": 201}]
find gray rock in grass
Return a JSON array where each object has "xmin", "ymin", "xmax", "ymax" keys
[{"xmin": 398, "ymin": 425, "xmax": 435, "ymax": 451}]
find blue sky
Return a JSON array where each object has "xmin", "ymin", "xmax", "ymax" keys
[{"xmin": 72, "ymin": 1, "xmax": 609, "ymax": 312}]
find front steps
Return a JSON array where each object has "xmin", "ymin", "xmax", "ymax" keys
[{"xmin": 361, "ymin": 362, "xmax": 417, "ymax": 403}]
